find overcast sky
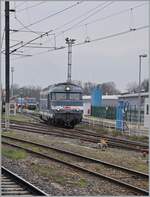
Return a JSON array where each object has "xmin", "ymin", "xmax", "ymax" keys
[{"xmin": 1, "ymin": 1, "xmax": 149, "ymax": 92}]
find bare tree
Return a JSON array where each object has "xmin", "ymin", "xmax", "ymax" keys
[
  {"xmin": 141, "ymin": 79, "xmax": 149, "ymax": 92},
  {"xmin": 126, "ymin": 79, "xmax": 149, "ymax": 93},
  {"xmin": 99, "ymin": 82, "xmax": 120, "ymax": 95},
  {"xmin": 126, "ymin": 82, "xmax": 139, "ymax": 93},
  {"xmin": 12, "ymin": 84, "xmax": 42, "ymax": 101},
  {"xmin": 82, "ymin": 82, "xmax": 97, "ymax": 95}
]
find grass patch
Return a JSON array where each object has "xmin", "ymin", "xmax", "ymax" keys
[
  {"xmin": 32, "ymin": 163, "xmax": 88, "ymax": 187},
  {"xmin": 2, "ymin": 147, "xmax": 27, "ymax": 160},
  {"xmin": 2, "ymin": 131, "xmax": 19, "ymax": 138},
  {"xmin": 2, "ymin": 113, "xmax": 32, "ymax": 122},
  {"xmin": 19, "ymin": 143, "xmax": 41, "ymax": 152},
  {"xmin": 111, "ymin": 130, "xmax": 123, "ymax": 137},
  {"xmin": 127, "ymin": 135, "xmax": 148, "ymax": 143},
  {"xmin": 31, "ymin": 164, "xmax": 66, "ymax": 185},
  {"xmin": 75, "ymin": 178, "xmax": 87, "ymax": 187}
]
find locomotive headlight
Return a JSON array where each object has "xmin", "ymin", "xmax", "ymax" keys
[
  {"xmin": 56, "ymin": 108, "xmax": 60, "ymax": 111},
  {"xmin": 65, "ymin": 86, "xmax": 70, "ymax": 91}
]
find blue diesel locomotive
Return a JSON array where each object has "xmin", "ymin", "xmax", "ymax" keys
[{"xmin": 39, "ymin": 82, "xmax": 83, "ymax": 128}]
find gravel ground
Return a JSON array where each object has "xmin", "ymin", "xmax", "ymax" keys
[
  {"xmin": 2, "ymin": 128, "xmax": 149, "ymax": 195},
  {"xmin": 3, "ymin": 130, "xmax": 148, "ymax": 173},
  {"xmin": 2, "ymin": 148, "xmax": 143, "ymax": 196},
  {"xmin": 2, "ymin": 136, "xmax": 149, "ymax": 191}
]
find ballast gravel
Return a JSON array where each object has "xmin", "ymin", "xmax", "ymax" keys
[
  {"xmin": 2, "ymin": 128, "xmax": 148, "ymax": 196},
  {"xmin": 2, "ymin": 148, "xmax": 144, "ymax": 196}
]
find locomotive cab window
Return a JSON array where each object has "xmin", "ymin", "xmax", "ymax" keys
[
  {"xmin": 51, "ymin": 92, "xmax": 67, "ymax": 100},
  {"xmin": 69, "ymin": 93, "xmax": 81, "ymax": 100},
  {"xmin": 56, "ymin": 93, "xmax": 66, "ymax": 100},
  {"xmin": 51, "ymin": 93, "xmax": 56, "ymax": 100}
]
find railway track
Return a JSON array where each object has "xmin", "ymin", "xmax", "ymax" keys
[
  {"xmin": 2, "ymin": 135, "xmax": 149, "ymax": 195},
  {"xmin": 3, "ymin": 120, "xmax": 148, "ymax": 152},
  {"xmin": 1, "ymin": 166, "xmax": 47, "ymax": 196},
  {"xmin": 19, "ymin": 112, "xmax": 149, "ymax": 144}
]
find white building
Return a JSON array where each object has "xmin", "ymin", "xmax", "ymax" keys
[
  {"xmin": 118, "ymin": 92, "xmax": 149, "ymax": 108},
  {"xmin": 83, "ymin": 95, "xmax": 91, "ymax": 115}
]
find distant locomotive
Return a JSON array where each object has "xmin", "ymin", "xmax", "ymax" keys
[
  {"xmin": 16, "ymin": 98, "xmax": 25, "ymax": 109},
  {"xmin": 25, "ymin": 98, "xmax": 37, "ymax": 110},
  {"xmin": 39, "ymin": 82, "xmax": 83, "ymax": 128}
]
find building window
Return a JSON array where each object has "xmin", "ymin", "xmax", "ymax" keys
[{"xmin": 146, "ymin": 104, "xmax": 149, "ymax": 115}]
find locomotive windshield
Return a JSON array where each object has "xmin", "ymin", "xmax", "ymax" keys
[
  {"xmin": 69, "ymin": 93, "xmax": 81, "ymax": 100},
  {"xmin": 51, "ymin": 92, "xmax": 82, "ymax": 100},
  {"xmin": 55, "ymin": 93, "xmax": 66, "ymax": 100}
]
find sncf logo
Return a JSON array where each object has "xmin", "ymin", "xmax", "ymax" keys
[{"xmin": 64, "ymin": 106, "xmax": 71, "ymax": 109}]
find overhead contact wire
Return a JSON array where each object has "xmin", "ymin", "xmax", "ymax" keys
[
  {"xmin": 13, "ymin": 1, "xmax": 83, "ymax": 32},
  {"xmin": 12, "ymin": 25, "xmax": 149, "ymax": 60}
]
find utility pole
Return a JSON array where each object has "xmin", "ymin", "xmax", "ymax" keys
[
  {"xmin": 5, "ymin": 1, "xmax": 10, "ymax": 130},
  {"xmin": 0, "ymin": 0, "xmax": 2, "ymax": 140},
  {"xmin": 5, "ymin": 1, "xmax": 15, "ymax": 130},
  {"xmin": 11, "ymin": 67, "xmax": 14, "ymax": 98},
  {"xmin": 65, "ymin": 38, "xmax": 75, "ymax": 83}
]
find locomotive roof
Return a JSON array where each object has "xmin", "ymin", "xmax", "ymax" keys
[{"xmin": 41, "ymin": 82, "xmax": 82, "ymax": 94}]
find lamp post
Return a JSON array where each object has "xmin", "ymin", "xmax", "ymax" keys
[{"xmin": 138, "ymin": 54, "xmax": 147, "ymax": 131}]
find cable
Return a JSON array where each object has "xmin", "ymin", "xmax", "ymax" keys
[
  {"xmin": 16, "ymin": 1, "xmax": 46, "ymax": 13},
  {"xmin": 24, "ymin": 46, "xmax": 55, "ymax": 49},
  {"xmin": 31, "ymin": 1, "xmax": 110, "ymax": 46},
  {"xmin": 72, "ymin": 2, "xmax": 147, "ymax": 31},
  {"xmin": 43, "ymin": 1, "xmax": 114, "ymax": 44},
  {"xmin": 43, "ymin": 2, "xmax": 146, "ymax": 47},
  {"xmin": 13, "ymin": 1, "xmax": 83, "ymax": 33},
  {"xmin": 24, "ymin": 1, "xmax": 109, "ymax": 47},
  {"xmin": 74, "ymin": 25, "xmax": 149, "ymax": 47},
  {"xmin": 1, "ymin": 39, "xmax": 24, "ymax": 54},
  {"xmin": 53, "ymin": 1, "xmax": 108, "ymax": 32},
  {"xmin": 9, "ymin": 2, "xmax": 148, "ymax": 57},
  {"xmin": 10, "ymin": 29, "xmax": 54, "ymax": 54},
  {"xmin": 12, "ymin": 24, "xmax": 149, "ymax": 60},
  {"xmin": 21, "ymin": 1, "xmax": 110, "ymax": 47},
  {"xmin": 14, "ymin": 16, "xmax": 40, "ymax": 35},
  {"xmin": 10, "ymin": 29, "xmax": 45, "ymax": 34},
  {"xmin": 6, "ymin": 2, "xmax": 83, "ymax": 53},
  {"xmin": 60, "ymin": 1, "xmax": 114, "ymax": 34}
]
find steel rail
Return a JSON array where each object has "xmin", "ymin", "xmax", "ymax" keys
[
  {"xmin": 4, "ymin": 122, "xmax": 148, "ymax": 151},
  {"xmin": 1, "ymin": 166, "xmax": 48, "ymax": 196},
  {"xmin": 10, "ymin": 116, "xmax": 149, "ymax": 148},
  {"xmin": 2, "ymin": 115, "xmax": 148, "ymax": 151},
  {"xmin": 2, "ymin": 135, "xmax": 149, "ymax": 178},
  {"xmin": 22, "ymin": 112, "xmax": 149, "ymax": 147},
  {"xmin": 2, "ymin": 140, "xmax": 149, "ymax": 196},
  {"xmin": 2, "ymin": 118, "xmax": 149, "ymax": 147}
]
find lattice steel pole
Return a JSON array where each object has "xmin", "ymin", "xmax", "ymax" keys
[{"xmin": 65, "ymin": 38, "xmax": 75, "ymax": 83}]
